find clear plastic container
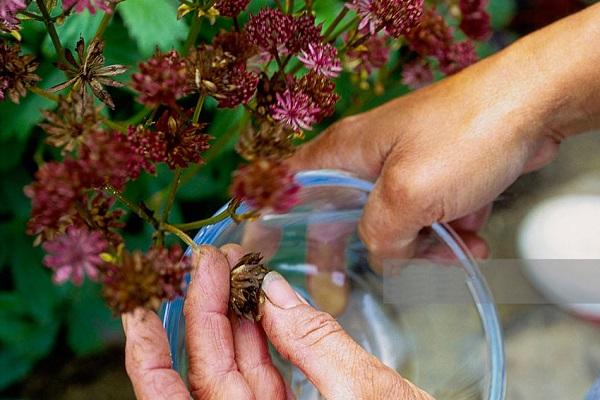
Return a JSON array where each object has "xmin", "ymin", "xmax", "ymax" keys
[{"xmin": 161, "ymin": 170, "xmax": 506, "ymax": 399}]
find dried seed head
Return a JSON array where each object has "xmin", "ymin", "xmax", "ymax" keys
[{"xmin": 229, "ymin": 253, "xmax": 270, "ymax": 321}]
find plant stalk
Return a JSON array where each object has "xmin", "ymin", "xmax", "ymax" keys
[{"xmin": 36, "ymin": 0, "xmax": 65, "ymax": 63}]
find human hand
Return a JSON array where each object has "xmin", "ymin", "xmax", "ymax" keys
[
  {"xmin": 287, "ymin": 3, "xmax": 600, "ymax": 259},
  {"xmin": 123, "ymin": 244, "xmax": 433, "ymax": 399}
]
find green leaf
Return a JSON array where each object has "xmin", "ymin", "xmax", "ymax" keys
[
  {"xmin": 488, "ymin": 0, "xmax": 517, "ymax": 29},
  {"xmin": 119, "ymin": 0, "xmax": 188, "ymax": 57},
  {"xmin": 42, "ymin": 10, "xmax": 104, "ymax": 58},
  {"xmin": 0, "ymin": 347, "xmax": 34, "ymax": 390},
  {"xmin": 66, "ymin": 281, "xmax": 120, "ymax": 355}
]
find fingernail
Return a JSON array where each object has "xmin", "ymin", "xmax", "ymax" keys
[{"xmin": 261, "ymin": 271, "xmax": 302, "ymax": 309}]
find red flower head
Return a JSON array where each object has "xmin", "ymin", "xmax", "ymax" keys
[
  {"xmin": 459, "ymin": 0, "xmax": 491, "ymax": 41},
  {"xmin": 231, "ymin": 160, "xmax": 300, "ymax": 213},
  {"xmin": 43, "ymin": 226, "xmax": 108, "ymax": 285},
  {"xmin": 298, "ymin": 42, "xmax": 342, "ymax": 78},
  {"xmin": 406, "ymin": 7, "xmax": 454, "ymax": 58},
  {"xmin": 214, "ymin": 0, "xmax": 250, "ymax": 17},
  {"xmin": 0, "ymin": 0, "xmax": 25, "ymax": 30},
  {"xmin": 347, "ymin": 0, "xmax": 423, "ymax": 38},
  {"xmin": 62, "ymin": 0, "xmax": 118, "ymax": 14},
  {"xmin": 287, "ymin": 13, "xmax": 323, "ymax": 54},
  {"xmin": 439, "ymin": 41, "xmax": 477, "ymax": 75},
  {"xmin": 244, "ymin": 8, "xmax": 294, "ymax": 52},
  {"xmin": 271, "ymin": 89, "xmax": 320, "ymax": 132},
  {"xmin": 132, "ymin": 50, "xmax": 190, "ymax": 108}
]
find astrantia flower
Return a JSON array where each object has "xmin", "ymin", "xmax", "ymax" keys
[
  {"xmin": 43, "ymin": 226, "xmax": 107, "ymax": 285},
  {"xmin": 286, "ymin": 13, "xmax": 323, "ymax": 54},
  {"xmin": 101, "ymin": 246, "xmax": 191, "ymax": 314},
  {"xmin": 298, "ymin": 42, "xmax": 342, "ymax": 78},
  {"xmin": 214, "ymin": 0, "xmax": 250, "ymax": 17},
  {"xmin": 132, "ymin": 50, "xmax": 190, "ymax": 107},
  {"xmin": 128, "ymin": 111, "xmax": 211, "ymax": 170},
  {"xmin": 0, "ymin": 40, "xmax": 40, "ymax": 103},
  {"xmin": 230, "ymin": 253, "xmax": 270, "ymax": 321},
  {"xmin": 439, "ymin": 41, "xmax": 477, "ymax": 75},
  {"xmin": 346, "ymin": 34, "xmax": 390, "ymax": 74},
  {"xmin": 231, "ymin": 159, "xmax": 300, "ymax": 213},
  {"xmin": 297, "ymin": 72, "xmax": 339, "ymax": 120},
  {"xmin": 0, "ymin": 0, "xmax": 25, "ymax": 31},
  {"xmin": 40, "ymin": 92, "xmax": 102, "ymax": 152},
  {"xmin": 236, "ymin": 120, "xmax": 295, "ymax": 162},
  {"xmin": 459, "ymin": 0, "xmax": 491, "ymax": 41},
  {"xmin": 62, "ymin": 0, "xmax": 118, "ymax": 14},
  {"xmin": 51, "ymin": 38, "xmax": 127, "ymax": 109},
  {"xmin": 402, "ymin": 61, "xmax": 434, "ymax": 89},
  {"xmin": 347, "ymin": 0, "xmax": 423, "ymax": 38},
  {"xmin": 187, "ymin": 43, "xmax": 259, "ymax": 108},
  {"xmin": 244, "ymin": 8, "xmax": 293, "ymax": 52},
  {"xmin": 406, "ymin": 7, "xmax": 454, "ymax": 59},
  {"xmin": 271, "ymin": 89, "xmax": 320, "ymax": 132}
]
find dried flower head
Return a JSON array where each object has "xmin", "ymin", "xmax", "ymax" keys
[
  {"xmin": 231, "ymin": 159, "xmax": 300, "ymax": 212},
  {"xmin": 214, "ymin": 0, "xmax": 250, "ymax": 17},
  {"xmin": 128, "ymin": 111, "xmax": 211, "ymax": 170},
  {"xmin": 347, "ymin": 0, "xmax": 423, "ymax": 38},
  {"xmin": 187, "ymin": 43, "xmax": 258, "ymax": 108},
  {"xmin": 346, "ymin": 34, "xmax": 390, "ymax": 74},
  {"xmin": 459, "ymin": 0, "xmax": 491, "ymax": 41},
  {"xmin": 51, "ymin": 38, "xmax": 127, "ymax": 109},
  {"xmin": 298, "ymin": 42, "xmax": 342, "ymax": 78},
  {"xmin": 0, "ymin": 39, "xmax": 40, "ymax": 103},
  {"xmin": 132, "ymin": 49, "xmax": 190, "ymax": 107},
  {"xmin": 0, "ymin": 0, "xmax": 25, "ymax": 31},
  {"xmin": 84, "ymin": 193, "xmax": 125, "ymax": 247},
  {"xmin": 402, "ymin": 60, "xmax": 434, "ymax": 89},
  {"xmin": 101, "ymin": 246, "xmax": 191, "ymax": 314},
  {"xmin": 236, "ymin": 120, "xmax": 296, "ymax": 162},
  {"xmin": 62, "ymin": 0, "xmax": 118, "ymax": 14},
  {"xmin": 43, "ymin": 226, "xmax": 108, "ymax": 285},
  {"xmin": 40, "ymin": 92, "xmax": 102, "ymax": 152},
  {"xmin": 244, "ymin": 8, "xmax": 294, "ymax": 52},
  {"xmin": 230, "ymin": 252, "xmax": 270, "ymax": 321}
]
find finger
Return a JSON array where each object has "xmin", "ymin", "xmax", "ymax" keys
[
  {"xmin": 305, "ymin": 222, "xmax": 353, "ymax": 316},
  {"xmin": 123, "ymin": 309, "xmax": 189, "ymax": 400},
  {"xmin": 183, "ymin": 246, "xmax": 253, "ymax": 400},
  {"xmin": 260, "ymin": 271, "xmax": 433, "ymax": 400},
  {"xmin": 220, "ymin": 244, "xmax": 288, "ymax": 400},
  {"xmin": 450, "ymin": 203, "xmax": 493, "ymax": 232}
]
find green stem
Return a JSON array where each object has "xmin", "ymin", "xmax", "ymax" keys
[
  {"xmin": 125, "ymin": 107, "xmax": 152, "ymax": 125},
  {"xmin": 161, "ymin": 223, "xmax": 197, "ymax": 249},
  {"xmin": 174, "ymin": 207, "xmax": 233, "ymax": 231},
  {"xmin": 94, "ymin": 10, "xmax": 115, "ymax": 39},
  {"xmin": 286, "ymin": 0, "xmax": 295, "ymax": 14},
  {"xmin": 329, "ymin": 16, "xmax": 359, "ymax": 45},
  {"xmin": 161, "ymin": 168, "xmax": 182, "ymax": 223},
  {"xmin": 103, "ymin": 118, "xmax": 127, "ymax": 132},
  {"xmin": 106, "ymin": 186, "xmax": 158, "ymax": 227},
  {"xmin": 36, "ymin": 0, "xmax": 65, "ymax": 63},
  {"xmin": 184, "ymin": 16, "xmax": 202, "ymax": 55},
  {"xmin": 18, "ymin": 10, "xmax": 44, "ymax": 21},
  {"xmin": 30, "ymin": 86, "xmax": 59, "ymax": 101},
  {"xmin": 192, "ymin": 94, "xmax": 205, "ymax": 124},
  {"xmin": 324, "ymin": 7, "xmax": 349, "ymax": 40}
]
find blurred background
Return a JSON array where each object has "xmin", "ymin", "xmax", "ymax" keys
[{"xmin": 1, "ymin": 0, "xmax": 598, "ymax": 398}]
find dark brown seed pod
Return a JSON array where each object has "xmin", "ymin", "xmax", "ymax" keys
[{"xmin": 230, "ymin": 252, "xmax": 270, "ymax": 321}]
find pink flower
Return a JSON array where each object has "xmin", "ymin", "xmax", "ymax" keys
[
  {"xmin": 347, "ymin": 0, "xmax": 423, "ymax": 38},
  {"xmin": 244, "ymin": 8, "xmax": 293, "ymax": 52},
  {"xmin": 271, "ymin": 89, "xmax": 320, "ymax": 132},
  {"xmin": 287, "ymin": 13, "xmax": 323, "ymax": 54},
  {"xmin": 298, "ymin": 42, "xmax": 342, "ymax": 78},
  {"xmin": 43, "ymin": 227, "xmax": 107, "ymax": 285},
  {"xmin": 460, "ymin": 0, "xmax": 491, "ymax": 41},
  {"xmin": 132, "ymin": 50, "xmax": 190, "ymax": 107},
  {"xmin": 346, "ymin": 34, "xmax": 390, "ymax": 74},
  {"xmin": 402, "ymin": 61, "xmax": 434, "ymax": 89},
  {"xmin": 439, "ymin": 41, "xmax": 477, "ymax": 75},
  {"xmin": 62, "ymin": 0, "xmax": 117, "ymax": 14},
  {"xmin": 231, "ymin": 160, "xmax": 300, "ymax": 213},
  {"xmin": 0, "ymin": 0, "xmax": 25, "ymax": 29}
]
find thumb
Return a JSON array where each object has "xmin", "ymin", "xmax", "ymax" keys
[{"xmin": 260, "ymin": 271, "xmax": 433, "ymax": 400}]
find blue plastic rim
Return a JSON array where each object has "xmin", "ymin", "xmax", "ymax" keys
[{"xmin": 161, "ymin": 169, "xmax": 507, "ymax": 400}]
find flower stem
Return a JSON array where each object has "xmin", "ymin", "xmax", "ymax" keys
[
  {"xmin": 161, "ymin": 223, "xmax": 197, "ymax": 249},
  {"xmin": 30, "ymin": 86, "xmax": 59, "ymax": 101},
  {"xmin": 174, "ymin": 207, "xmax": 233, "ymax": 231},
  {"xmin": 192, "ymin": 94, "xmax": 206, "ymax": 124},
  {"xmin": 103, "ymin": 118, "xmax": 128, "ymax": 132},
  {"xmin": 324, "ymin": 7, "xmax": 349, "ymax": 40},
  {"xmin": 184, "ymin": 16, "xmax": 202, "ymax": 55},
  {"xmin": 94, "ymin": 9, "xmax": 116, "ymax": 39},
  {"xmin": 161, "ymin": 168, "xmax": 182, "ymax": 223},
  {"xmin": 106, "ymin": 186, "xmax": 158, "ymax": 228},
  {"xmin": 36, "ymin": 0, "xmax": 65, "ymax": 63}
]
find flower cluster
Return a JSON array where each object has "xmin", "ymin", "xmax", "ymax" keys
[
  {"xmin": 0, "ymin": 0, "xmax": 25, "ymax": 31},
  {"xmin": 0, "ymin": 39, "xmax": 40, "ymax": 103},
  {"xmin": 347, "ymin": 0, "xmax": 424, "ymax": 38},
  {"xmin": 346, "ymin": 34, "xmax": 390, "ymax": 75},
  {"xmin": 62, "ymin": 0, "xmax": 119, "ymax": 14},
  {"xmin": 460, "ymin": 0, "xmax": 492, "ymax": 41},
  {"xmin": 214, "ymin": 0, "xmax": 250, "ymax": 17}
]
